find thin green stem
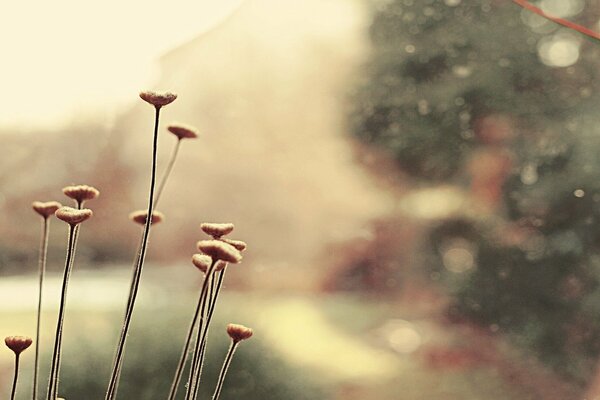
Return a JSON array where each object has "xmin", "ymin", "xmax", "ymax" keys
[
  {"xmin": 211, "ymin": 341, "xmax": 239, "ymax": 400},
  {"xmin": 11, "ymin": 354, "xmax": 20, "ymax": 400},
  {"xmin": 33, "ymin": 217, "xmax": 50, "ymax": 400},
  {"xmin": 47, "ymin": 224, "xmax": 78, "ymax": 400},
  {"xmin": 154, "ymin": 138, "xmax": 181, "ymax": 208},
  {"xmin": 105, "ymin": 105, "xmax": 162, "ymax": 400},
  {"xmin": 185, "ymin": 261, "xmax": 216, "ymax": 400}
]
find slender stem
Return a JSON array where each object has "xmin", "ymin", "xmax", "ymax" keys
[
  {"xmin": 105, "ymin": 106, "xmax": 162, "ymax": 400},
  {"xmin": 108, "ymin": 233, "xmax": 144, "ymax": 399},
  {"xmin": 46, "ymin": 224, "xmax": 78, "ymax": 400},
  {"xmin": 191, "ymin": 268, "xmax": 228, "ymax": 400},
  {"xmin": 154, "ymin": 139, "xmax": 181, "ymax": 208},
  {"xmin": 211, "ymin": 341, "xmax": 239, "ymax": 400},
  {"xmin": 167, "ymin": 274, "xmax": 209, "ymax": 400},
  {"xmin": 33, "ymin": 217, "xmax": 50, "ymax": 400},
  {"xmin": 184, "ymin": 261, "xmax": 216, "ymax": 400},
  {"xmin": 512, "ymin": 0, "xmax": 600, "ymax": 42},
  {"xmin": 11, "ymin": 354, "xmax": 21, "ymax": 400}
]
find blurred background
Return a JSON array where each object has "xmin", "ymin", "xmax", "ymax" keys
[{"xmin": 2, "ymin": 0, "xmax": 600, "ymax": 399}]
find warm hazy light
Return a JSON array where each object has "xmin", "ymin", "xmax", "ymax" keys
[{"xmin": 0, "ymin": 0, "xmax": 242, "ymax": 129}]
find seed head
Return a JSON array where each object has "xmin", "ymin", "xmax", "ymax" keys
[
  {"xmin": 221, "ymin": 238, "xmax": 247, "ymax": 252},
  {"xmin": 192, "ymin": 254, "xmax": 212, "ymax": 274},
  {"xmin": 32, "ymin": 201, "xmax": 63, "ymax": 218},
  {"xmin": 168, "ymin": 122, "xmax": 199, "ymax": 140},
  {"xmin": 129, "ymin": 210, "xmax": 165, "ymax": 225},
  {"xmin": 62, "ymin": 185, "xmax": 100, "ymax": 204},
  {"xmin": 55, "ymin": 207, "xmax": 93, "ymax": 226},
  {"xmin": 215, "ymin": 260, "xmax": 228, "ymax": 271},
  {"xmin": 226, "ymin": 324, "xmax": 253, "ymax": 343},
  {"xmin": 5, "ymin": 336, "xmax": 33, "ymax": 355},
  {"xmin": 197, "ymin": 240, "xmax": 242, "ymax": 263},
  {"xmin": 200, "ymin": 223, "xmax": 234, "ymax": 239},
  {"xmin": 139, "ymin": 90, "xmax": 177, "ymax": 108}
]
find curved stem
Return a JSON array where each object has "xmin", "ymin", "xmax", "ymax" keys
[
  {"xmin": 211, "ymin": 341, "xmax": 239, "ymax": 400},
  {"xmin": 11, "ymin": 354, "xmax": 20, "ymax": 400},
  {"xmin": 154, "ymin": 139, "xmax": 181, "ymax": 208},
  {"xmin": 33, "ymin": 217, "xmax": 50, "ymax": 400},
  {"xmin": 105, "ymin": 106, "xmax": 162, "ymax": 400},
  {"xmin": 47, "ymin": 224, "xmax": 78, "ymax": 400}
]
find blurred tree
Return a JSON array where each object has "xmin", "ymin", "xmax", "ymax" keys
[{"xmin": 352, "ymin": 0, "xmax": 600, "ymax": 385}]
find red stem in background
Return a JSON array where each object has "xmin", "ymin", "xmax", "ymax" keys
[{"xmin": 511, "ymin": 0, "xmax": 600, "ymax": 42}]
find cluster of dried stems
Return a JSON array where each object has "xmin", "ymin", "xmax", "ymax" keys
[{"xmin": 4, "ymin": 91, "xmax": 254, "ymax": 400}]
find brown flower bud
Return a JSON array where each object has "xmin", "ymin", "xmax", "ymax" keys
[
  {"xmin": 197, "ymin": 240, "xmax": 242, "ymax": 264},
  {"xmin": 139, "ymin": 90, "xmax": 177, "ymax": 108},
  {"xmin": 62, "ymin": 185, "xmax": 100, "ymax": 204},
  {"xmin": 55, "ymin": 207, "xmax": 93, "ymax": 226},
  {"xmin": 200, "ymin": 223, "xmax": 234, "ymax": 238},
  {"xmin": 129, "ymin": 210, "xmax": 165, "ymax": 225},
  {"xmin": 192, "ymin": 254, "xmax": 212, "ymax": 274},
  {"xmin": 220, "ymin": 238, "xmax": 247, "ymax": 252},
  {"xmin": 167, "ymin": 122, "xmax": 199, "ymax": 140},
  {"xmin": 32, "ymin": 201, "xmax": 63, "ymax": 218},
  {"xmin": 226, "ymin": 324, "xmax": 253, "ymax": 343},
  {"xmin": 4, "ymin": 336, "xmax": 33, "ymax": 355}
]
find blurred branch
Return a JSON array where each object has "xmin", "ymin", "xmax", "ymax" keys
[{"xmin": 511, "ymin": 0, "xmax": 600, "ymax": 42}]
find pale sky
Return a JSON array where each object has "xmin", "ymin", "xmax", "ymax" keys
[{"xmin": 0, "ymin": 0, "xmax": 242, "ymax": 129}]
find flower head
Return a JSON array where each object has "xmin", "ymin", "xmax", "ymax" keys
[
  {"xmin": 139, "ymin": 90, "xmax": 177, "ymax": 108},
  {"xmin": 129, "ymin": 210, "xmax": 165, "ymax": 225},
  {"xmin": 32, "ymin": 201, "xmax": 63, "ymax": 218},
  {"xmin": 200, "ymin": 223, "xmax": 234, "ymax": 239},
  {"xmin": 197, "ymin": 240, "xmax": 242, "ymax": 264},
  {"xmin": 62, "ymin": 185, "xmax": 100, "ymax": 204},
  {"xmin": 55, "ymin": 207, "xmax": 93, "ymax": 226},
  {"xmin": 221, "ymin": 238, "xmax": 247, "ymax": 252},
  {"xmin": 191, "ymin": 254, "xmax": 212, "ymax": 274},
  {"xmin": 5, "ymin": 336, "xmax": 33, "ymax": 355},
  {"xmin": 226, "ymin": 324, "xmax": 253, "ymax": 343},
  {"xmin": 168, "ymin": 122, "xmax": 199, "ymax": 140}
]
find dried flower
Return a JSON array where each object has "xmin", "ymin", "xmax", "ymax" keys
[
  {"xmin": 55, "ymin": 207, "xmax": 93, "ymax": 226},
  {"xmin": 62, "ymin": 185, "xmax": 100, "ymax": 204},
  {"xmin": 191, "ymin": 254, "xmax": 212, "ymax": 274},
  {"xmin": 4, "ymin": 336, "xmax": 32, "ymax": 355},
  {"xmin": 139, "ymin": 90, "xmax": 177, "ymax": 108},
  {"xmin": 215, "ymin": 260, "xmax": 228, "ymax": 271},
  {"xmin": 129, "ymin": 210, "xmax": 165, "ymax": 225},
  {"xmin": 167, "ymin": 122, "xmax": 199, "ymax": 140},
  {"xmin": 226, "ymin": 324, "xmax": 253, "ymax": 343},
  {"xmin": 200, "ymin": 223, "xmax": 234, "ymax": 238},
  {"xmin": 197, "ymin": 240, "xmax": 242, "ymax": 264},
  {"xmin": 221, "ymin": 238, "xmax": 247, "ymax": 252},
  {"xmin": 32, "ymin": 201, "xmax": 63, "ymax": 218}
]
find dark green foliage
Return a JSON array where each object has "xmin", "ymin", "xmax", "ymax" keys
[{"xmin": 353, "ymin": 0, "xmax": 600, "ymax": 384}]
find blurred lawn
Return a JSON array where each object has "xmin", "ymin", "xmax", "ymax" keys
[{"xmin": 0, "ymin": 270, "xmax": 545, "ymax": 399}]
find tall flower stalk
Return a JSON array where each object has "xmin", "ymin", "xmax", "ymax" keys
[
  {"xmin": 31, "ymin": 201, "xmax": 62, "ymax": 400},
  {"xmin": 168, "ymin": 225, "xmax": 245, "ymax": 400},
  {"xmin": 105, "ymin": 90, "xmax": 177, "ymax": 400},
  {"xmin": 5, "ymin": 336, "xmax": 33, "ymax": 400},
  {"xmin": 47, "ymin": 207, "xmax": 93, "ymax": 400},
  {"xmin": 212, "ymin": 324, "xmax": 253, "ymax": 400},
  {"xmin": 185, "ymin": 239, "xmax": 242, "ymax": 400},
  {"xmin": 154, "ymin": 123, "xmax": 198, "ymax": 208}
]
